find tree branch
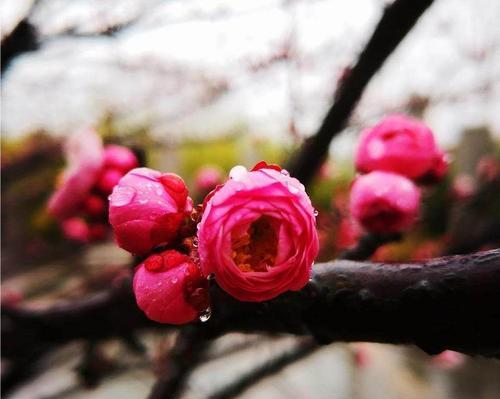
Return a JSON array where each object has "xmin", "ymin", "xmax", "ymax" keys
[
  {"xmin": 3, "ymin": 249, "xmax": 499, "ymax": 361},
  {"xmin": 286, "ymin": 0, "xmax": 435, "ymax": 186}
]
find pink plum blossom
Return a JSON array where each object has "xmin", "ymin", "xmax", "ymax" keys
[
  {"xmin": 197, "ymin": 162, "xmax": 319, "ymax": 302},
  {"xmin": 48, "ymin": 128, "xmax": 104, "ymax": 220},
  {"xmin": 195, "ymin": 165, "xmax": 223, "ymax": 193},
  {"xmin": 61, "ymin": 217, "xmax": 90, "ymax": 242},
  {"xmin": 133, "ymin": 250, "xmax": 209, "ymax": 324},
  {"xmin": 350, "ymin": 171, "xmax": 421, "ymax": 234},
  {"xmin": 103, "ymin": 145, "xmax": 138, "ymax": 172},
  {"xmin": 83, "ymin": 194, "xmax": 106, "ymax": 217},
  {"xmin": 109, "ymin": 168, "xmax": 193, "ymax": 255},
  {"xmin": 97, "ymin": 168, "xmax": 124, "ymax": 194},
  {"xmin": 355, "ymin": 115, "xmax": 444, "ymax": 181}
]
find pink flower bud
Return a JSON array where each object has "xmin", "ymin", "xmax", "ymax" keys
[
  {"xmin": 355, "ymin": 115, "xmax": 443, "ymax": 180},
  {"xmin": 89, "ymin": 223, "xmax": 107, "ymax": 241},
  {"xmin": 198, "ymin": 162, "xmax": 319, "ymax": 302},
  {"xmin": 48, "ymin": 128, "xmax": 104, "ymax": 220},
  {"xmin": 109, "ymin": 168, "xmax": 193, "ymax": 255},
  {"xmin": 432, "ymin": 350, "xmax": 466, "ymax": 370},
  {"xmin": 84, "ymin": 194, "xmax": 106, "ymax": 217},
  {"xmin": 97, "ymin": 168, "xmax": 124, "ymax": 194},
  {"xmin": 195, "ymin": 165, "xmax": 223, "ymax": 192},
  {"xmin": 61, "ymin": 217, "xmax": 90, "ymax": 242},
  {"xmin": 103, "ymin": 145, "xmax": 138, "ymax": 172},
  {"xmin": 349, "ymin": 171, "xmax": 421, "ymax": 234},
  {"xmin": 133, "ymin": 250, "xmax": 209, "ymax": 324}
]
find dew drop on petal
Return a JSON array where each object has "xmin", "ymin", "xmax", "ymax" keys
[
  {"xmin": 229, "ymin": 165, "xmax": 248, "ymax": 181},
  {"xmin": 207, "ymin": 273, "xmax": 216, "ymax": 281},
  {"xmin": 199, "ymin": 307, "xmax": 212, "ymax": 322},
  {"xmin": 171, "ymin": 277, "xmax": 178, "ymax": 284},
  {"xmin": 287, "ymin": 183, "xmax": 299, "ymax": 194},
  {"xmin": 138, "ymin": 199, "xmax": 149, "ymax": 205},
  {"xmin": 280, "ymin": 169, "xmax": 290, "ymax": 176},
  {"xmin": 110, "ymin": 186, "xmax": 136, "ymax": 206},
  {"xmin": 314, "ymin": 210, "xmax": 319, "ymax": 217}
]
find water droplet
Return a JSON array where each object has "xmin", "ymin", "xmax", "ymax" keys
[
  {"xmin": 110, "ymin": 186, "xmax": 136, "ymax": 206},
  {"xmin": 287, "ymin": 183, "xmax": 299, "ymax": 194},
  {"xmin": 313, "ymin": 210, "xmax": 319, "ymax": 217},
  {"xmin": 199, "ymin": 307, "xmax": 212, "ymax": 322},
  {"xmin": 192, "ymin": 238, "xmax": 199, "ymax": 248},
  {"xmin": 171, "ymin": 277, "xmax": 178, "ymax": 284},
  {"xmin": 280, "ymin": 169, "xmax": 290, "ymax": 176},
  {"xmin": 229, "ymin": 165, "xmax": 248, "ymax": 181},
  {"xmin": 155, "ymin": 188, "xmax": 163, "ymax": 196},
  {"xmin": 207, "ymin": 273, "xmax": 216, "ymax": 281},
  {"xmin": 139, "ymin": 199, "xmax": 149, "ymax": 205}
]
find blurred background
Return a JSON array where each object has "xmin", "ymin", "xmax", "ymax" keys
[{"xmin": 2, "ymin": 0, "xmax": 500, "ymax": 398}]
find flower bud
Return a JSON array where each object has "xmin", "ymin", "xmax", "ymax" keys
[
  {"xmin": 133, "ymin": 250, "xmax": 209, "ymax": 324},
  {"xmin": 355, "ymin": 115, "xmax": 443, "ymax": 180},
  {"xmin": 97, "ymin": 168, "xmax": 124, "ymax": 194},
  {"xmin": 109, "ymin": 168, "xmax": 193, "ymax": 255},
  {"xmin": 195, "ymin": 165, "xmax": 223, "ymax": 193},
  {"xmin": 61, "ymin": 217, "xmax": 90, "ymax": 242},
  {"xmin": 83, "ymin": 194, "xmax": 106, "ymax": 217},
  {"xmin": 103, "ymin": 145, "xmax": 138, "ymax": 172},
  {"xmin": 350, "ymin": 171, "xmax": 420, "ymax": 234}
]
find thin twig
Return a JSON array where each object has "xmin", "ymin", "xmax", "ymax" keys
[
  {"xmin": 286, "ymin": 0, "xmax": 435, "ymax": 187},
  {"xmin": 208, "ymin": 338, "xmax": 318, "ymax": 399}
]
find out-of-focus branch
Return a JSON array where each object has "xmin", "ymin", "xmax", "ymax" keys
[
  {"xmin": 3, "ymin": 250, "xmax": 499, "ymax": 361},
  {"xmin": 286, "ymin": 0, "xmax": 435, "ymax": 187},
  {"xmin": 208, "ymin": 338, "xmax": 317, "ymax": 399},
  {"xmin": 446, "ymin": 177, "xmax": 500, "ymax": 255},
  {"xmin": 339, "ymin": 233, "xmax": 402, "ymax": 261},
  {"xmin": 148, "ymin": 326, "xmax": 209, "ymax": 399}
]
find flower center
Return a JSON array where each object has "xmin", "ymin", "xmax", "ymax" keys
[{"xmin": 231, "ymin": 216, "xmax": 278, "ymax": 272}]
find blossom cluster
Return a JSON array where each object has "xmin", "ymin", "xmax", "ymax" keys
[
  {"xmin": 48, "ymin": 128, "xmax": 138, "ymax": 242},
  {"xmin": 350, "ymin": 115, "xmax": 448, "ymax": 234},
  {"xmin": 108, "ymin": 161, "xmax": 319, "ymax": 324}
]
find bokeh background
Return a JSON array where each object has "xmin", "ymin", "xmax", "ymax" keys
[{"xmin": 2, "ymin": 1, "xmax": 500, "ymax": 398}]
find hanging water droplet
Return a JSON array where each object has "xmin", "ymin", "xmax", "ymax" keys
[
  {"xmin": 199, "ymin": 307, "xmax": 212, "ymax": 322},
  {"xmin": 313, "ymin": 210, "xmax": 319, "ymax": 217},
  {"xmin": 280, "ymin": 169, "xmax": 290, "ymax": 176},
  {"xmin": 171, "ymin": 277, "xmax": 178, "ymax": 284},
  {"xmin": 192, "ymin": 238, "xmax": 199, "ymax": 248},
  {"xmin": 207, "ymin": 273, "xmax": 216, "ymax": 281}
]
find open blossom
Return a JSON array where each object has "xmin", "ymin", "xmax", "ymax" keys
[
  {"xmin": 355, "ymin": 115, "xmax": 445, "ymax": 180},
  {"xmin": 198, "ymin": 162, "xmax": 319, "ymax": 302},
  {"xmin": 133, "ymin": 250, "xmax": 209, "ymax": 324},
  {"xmin": 109, "ymin": 168, "xmax": 193, "ymax": 255},
  {"xmin": 350, "ymin": 171, "xmax": 420, "ymax": 234},
  {"xmin": 48, "ymin": 128, "xmax": 104, "ymax": 220}
]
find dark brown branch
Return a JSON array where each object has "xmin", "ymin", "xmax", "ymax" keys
[
  {"xmin": 3, "ymin": 250, "xmax": 499, "ymax": 362},
  {"xmin": 148, "ymin": 326, "xmax": 209, "ymax": 399},
  {"xmin": 207, "ymin": 338, "xmax": 318, "ymax": 399},
  {"xmin": 339, "ymin": 233, "xmax": 402, "ymax": 261},
  {"xmin": 286, "ymin": 0, "xmax": 434, "ymax": 186}
]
